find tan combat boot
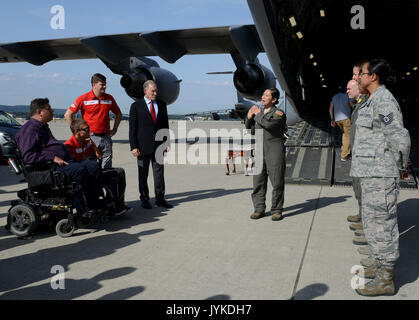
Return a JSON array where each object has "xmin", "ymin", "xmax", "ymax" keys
[
  {"xmin": 347, "ymin": 214, "xmax": 361, "ymax": 223},
  {"xmin": 358, "ymin": 246, "xmax": 372, "ymax": 256},
  {"xmin": 353, "ymin": 235, "xmax": 368, "ymax": 245},
  {"xmin": 361, "ymin": 256, "xmax": 377, "ymax": 268},
  {"xmin": 356, "ymin": 266, "xmax": 377, "ymax": 279},
  {"xmin": 356, "ymin": 265, "xmax": 395, "ymax": 296},
  {"xmin": 354, "ymin": 229, "xmax": 365, "ymax": 237},
  {"xmin": 250, "ymin": 212, "xmax": 265, "ymax": 220},
  {"xmin": 349, "ymin": 222, "xmax": 363, "ymax": 231},
  {"xmin": 271, "ymin": 212, "xmax": 283, "ymax": 221}
]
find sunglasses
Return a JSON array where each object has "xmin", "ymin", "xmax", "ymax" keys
[{"xmin": 78, "ymin": 126, "xmax": 90, "ymax": 132}]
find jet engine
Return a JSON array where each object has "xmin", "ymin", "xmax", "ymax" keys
[
  {"xmin": 120, "ymin": 65, "xmax": 180, "ymax": 105},
  {"xmin": 233, "ymin": 63, "xmax": 276, "ymax": 101},
  {"xmin": 229, "ymin": 109, "xmax": 240, "ymax": 119}
]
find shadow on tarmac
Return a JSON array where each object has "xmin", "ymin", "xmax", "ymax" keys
[
  {"xmin": 0, "ymin": 189, "xmax": 18, "ymax": 195},
  {"xmin": 0, "ymin": 202, "xmax": 11, "ymax": 214},
  {"xmin": 283, "ymin": 196, "xmax": 351, "ymax": 218},
  {"xmin": 0, "ymin": 229, "xmax": 163, "ymax": 294},
  {"xmin": 0, "ymin": 267, "xmax": 145, "ymax": 300},
  {"xmin": 394, "ymin": 198, "xmax": 419, "ymax": 294},
  {"xmin": 165, "ymin": 188, "xmax": 252, "ymax": 206},
  {"xmin": 0, "ymin": 202, "xmax": 166, "ymax": 251},
  {"xmin": 0, "ymin": 171, "xmax": 23, "ymax": 188},
  {"xmin": 291, "ymin": 283, "xmax": 329, "ymax": 300},
  {"xmin": 104, "ymin": 187, "xmax": 251, "ymax": 231},
  {"xmin": 205, "ymin": 294, "xmax": 230, "ymax": 300},
  {"xmin": 0, "ymin": 188, "xmax": 250, "ymax": 251}
]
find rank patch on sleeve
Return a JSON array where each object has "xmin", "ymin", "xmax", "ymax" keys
[{"xmin": 379, "ymin": 113, "xmax": 393, "ymax": 125}]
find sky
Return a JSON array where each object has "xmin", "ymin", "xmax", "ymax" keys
[{"xmin": 0, "ymin": 0, "xmax": 276, "ymax": 114}]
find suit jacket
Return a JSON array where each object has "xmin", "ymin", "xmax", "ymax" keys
[{"xmin": 129, "ymin": 98, "xmax": 170, "ymax": 155}]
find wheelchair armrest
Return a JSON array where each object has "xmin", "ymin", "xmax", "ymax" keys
[{"xmin": 24, "ymin": 161, "xmax": 55, "ymax": 172}]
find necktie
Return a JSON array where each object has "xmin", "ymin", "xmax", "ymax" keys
[{"xmin": 150, "ymin": 100, "xmax": 156, "ymax": 124}]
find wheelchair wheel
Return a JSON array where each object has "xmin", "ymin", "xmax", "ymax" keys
[
  {"xmin": 77, "ymin": 216, "xmax": 92, "ymax": 229},
  {"xmin": 55, "ymin": 219, "xmax": 75, "ymax": 238},
  {"xmin": 100, "ymin": 214, "xmax": 109, "ymax": 224},
  {"xmin": 8, "ymin": 204, "xmax": 38, "ymax": 237}
]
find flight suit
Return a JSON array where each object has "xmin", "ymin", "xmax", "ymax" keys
[
  {"xmin": 245, "ymin": 107, "xmax": 287, "ymax": 215},
  {"xmin": 350, "ymin": 85, "xmax": 410, "ymax": 269}
]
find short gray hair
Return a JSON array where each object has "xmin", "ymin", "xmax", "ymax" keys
[{"xmin": 143, "ymin": 80, "xmax": 157, "ymax": 90}]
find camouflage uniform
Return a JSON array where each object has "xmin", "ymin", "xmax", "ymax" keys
[
  {"xmin": 350, "ymin": 94, "xmax": 368, "ymax": 216},
  {"xmin": 350, "ymin": 85, "xmax": 410, "ymax": 269},
  {"xmin": 245, "ymin": 107, "xmax": 287, "ymax": 215}
]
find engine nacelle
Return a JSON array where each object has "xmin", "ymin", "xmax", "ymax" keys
[
  {"xmin": 120, "ymin": 65, "xmax": 180, "ymax": 105},
  {"xmin": 233, "ymin": 63, "xmax": 276, "ymax": 101},
  {"xmin": 229, "ymin": 110, "xmax": 241, "ymax": 119}
]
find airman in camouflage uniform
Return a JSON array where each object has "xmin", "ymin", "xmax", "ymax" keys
[
  {"xmin": 350, "ymin": 59, "xmax": 411, "ymax": 296},
  {"xmin": 347, "ymin": 80, "xmax": 368, "ymax": 225},
  {"xmin": 347, "ymin": 63, "xmax": 369, "ymax": 225},
  {"xmin": 346, "ymin": 77, "xmax": 369, "ymax": 247},
  {"xmin": 245, "ymin": 88, "xmax": 287, "ymax": 221}
]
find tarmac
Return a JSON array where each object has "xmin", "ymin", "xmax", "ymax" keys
[{"xmin": 0, "ymin": 120, "xmax": 418, "ymax": 300}]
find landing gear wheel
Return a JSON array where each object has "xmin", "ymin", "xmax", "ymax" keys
[
  {"xmin": 8, "ymin": 204, "xmax": 38, "ymax": 237},
  {"xmin": 56, "ymin": 219, "xmax": 75, "ymax": 238}
]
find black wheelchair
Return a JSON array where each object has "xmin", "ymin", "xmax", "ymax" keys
[{"xmin": 6, "ymin": 153, "xmax": 129, "ymax": 238}]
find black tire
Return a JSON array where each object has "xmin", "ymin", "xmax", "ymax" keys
[
  {"xmin": 8, "ymin": 204, "xmax": 38, "ymax": 237},
  {"xmin": 100, "ymin": 214, "xmax": 109, "ymax": 224},
  {"xmin": 55, "ymin": 219, "xmax": 75, "ymax": 238},
  {"xmin": 77, "ymin": 216, "xmax": 91, "ymax": 229}
]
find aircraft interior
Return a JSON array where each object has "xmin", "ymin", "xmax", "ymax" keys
[{"xmin": 262, "ymin": 0, "xmax": 419, "ymax": 173}]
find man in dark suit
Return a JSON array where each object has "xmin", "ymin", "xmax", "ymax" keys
[{"xmin": 129, "ymin": 80, "xmax": 172, "ymax": 209}]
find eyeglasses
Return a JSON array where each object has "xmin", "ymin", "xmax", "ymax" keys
[
  {"xmin": 78, "ymin": 126, "xmax": 90, "ymax": 132},
  {"xmin": 360, "ymin": 72, "xmax": 372, "ymax": 77}
]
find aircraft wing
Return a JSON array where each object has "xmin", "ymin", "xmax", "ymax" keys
[{"xmin": 0, "ymin": 25, "xmax": 264, "ymax": 66}]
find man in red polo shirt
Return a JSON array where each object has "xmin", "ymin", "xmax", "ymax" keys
[
  {"xmin": 64, "ymin": 119, "xmax": 102, "ymax": 161},
  {"xmin": 65, "ymin": 73, "xmax": 122, "ymax": 169},
  {"xmin": 64, "ymin": 118, "xmax": 132, "ymax": 216}
]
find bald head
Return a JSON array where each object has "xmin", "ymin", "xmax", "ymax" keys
[{"xmin": 346, "ymin": 80, "xmax": 360, "ymax": 100}]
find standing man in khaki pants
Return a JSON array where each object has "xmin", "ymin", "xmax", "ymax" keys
[{"xmin": 329, "ymin": 86, "xmax": 352, "ymax": 161}]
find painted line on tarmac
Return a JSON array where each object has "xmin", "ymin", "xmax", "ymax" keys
[{"xmin": 290, "ymin": 186, "xmax": 323, "ymax": 300}]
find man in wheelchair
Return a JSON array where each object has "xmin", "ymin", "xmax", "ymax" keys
[
  {"xmin": 64, "ymin": 118, "xmax": 132, "ymax": 216},
  {"xmin": 8, "ymin": 98, "xmax": 130, "ymax": 238}
]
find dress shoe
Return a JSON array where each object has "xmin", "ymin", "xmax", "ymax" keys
[
  {"xmin": 156, "ymin": 200, "xmax": 173, "ymax": 208},
  {"xmin": 141, "ymin": 200, "xmax": 152, "ymax": 209}
]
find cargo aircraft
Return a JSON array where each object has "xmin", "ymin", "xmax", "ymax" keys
[{"xmin": 1, "ymin": 0, "xmax": 418, "ymax": 183}]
